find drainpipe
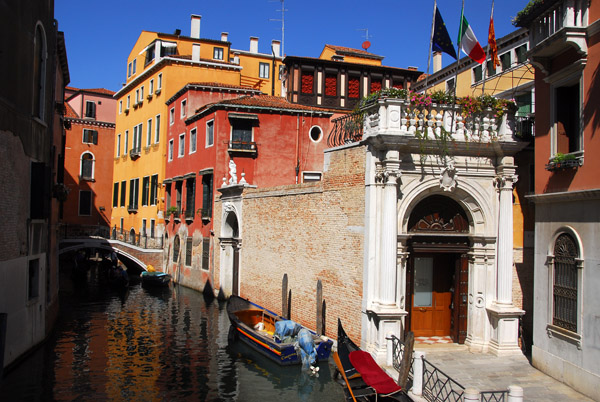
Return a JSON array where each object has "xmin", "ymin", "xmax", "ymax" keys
[
  {"xmin": 271, "ymin": 45, "xmax": 276, "ymax": 96},
  {"xmin": 295, "ymin": 115, "xmax": 300, "ymax": 183}
]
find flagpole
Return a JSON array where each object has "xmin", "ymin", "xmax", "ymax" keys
[
  {"xmin": 444, "ymin": 0, "xmax": 465, "ymax": 165},
  {"xmin": 481, "ymin": 0, "xmax": 495, "ymax": 96},
  {"xmin": 424, "ymin": 0, "xmax": 437, "ymax": 95}
]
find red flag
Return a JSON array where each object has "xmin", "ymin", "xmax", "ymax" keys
[{"xmin": 488, "ymin": 17, "xmax": 500, "ymax": 69}]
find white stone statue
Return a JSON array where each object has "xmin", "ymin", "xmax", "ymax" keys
[{"xmin": 229, "ymin": 159, "xmax": 237, "ymax": 185}]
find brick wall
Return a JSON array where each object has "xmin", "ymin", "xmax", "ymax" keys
[{"xmin": 214, "ymin": 144, "xmax": 366, "ymax": 342}]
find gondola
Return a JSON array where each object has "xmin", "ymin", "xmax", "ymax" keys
[
  {"xmin": 226, "ymin": 295, "xmax": 333, "ymax": 366},
  {"xmin": 140, "ymin": 270, "xmax": 171, "ymax": 287},
  {"xmin": 333, "ymin": 319, "xmax": 412, "ymax": 401}
]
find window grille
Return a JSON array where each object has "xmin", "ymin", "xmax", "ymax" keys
[{"xmin": 553, "ymin": 233, "xmax": 578, "ymax": 332}]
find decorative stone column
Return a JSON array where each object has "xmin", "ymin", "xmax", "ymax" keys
[
  {"xmin": 487, "ymin": 161, "xmax": 524, "ymax": 355},
  {"xmin": 367, "ymin": 150, "xmax": 405, "ymax": 363}
]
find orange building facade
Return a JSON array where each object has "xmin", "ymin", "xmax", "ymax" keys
[
  {"xmin": 63, "ymin": 87, "xmax": 116, "ymax": 230},
  {"xmin": 111, "ymin": 15, "xmax": 283, "ymax": 247}
]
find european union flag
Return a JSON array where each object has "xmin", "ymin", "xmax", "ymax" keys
[{"xmin": 432, "ymin": 7, "xmax": 457, "ymax": 60}]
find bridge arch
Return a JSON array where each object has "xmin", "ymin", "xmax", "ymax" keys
[{"xmin": 59, "ymin": 238, "xmax": 148, "ymax": 272}]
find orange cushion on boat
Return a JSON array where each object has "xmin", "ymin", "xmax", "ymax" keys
[{"xmin": 349, "ymin": 350, "xmax": 402, "ymax": 395}]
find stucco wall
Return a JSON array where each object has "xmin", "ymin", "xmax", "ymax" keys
[
  {"xmin": 532, "ymin": 196, "xmax": 600, "ymax": 401},
  {"xmin": 214, "ymin": 144, "xmax": 366, "ymax": 342}
]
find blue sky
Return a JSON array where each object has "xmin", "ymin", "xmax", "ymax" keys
[{"xmin": 55, "ymin": 0, "xmax": 529, "ymax": 92}]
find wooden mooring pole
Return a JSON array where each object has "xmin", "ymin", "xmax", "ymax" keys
[
  {"xmin": 282, "ymin": 274, "xmax": 288, "ymax": 318},
  {"xmin": 316, "ymin": 280, "xmax": 323, "ymax": 335}
]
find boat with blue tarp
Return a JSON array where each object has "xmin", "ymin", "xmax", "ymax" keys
[{"xmin": 227, "ymin": 295, "xmax": 333, "ymax": 366}]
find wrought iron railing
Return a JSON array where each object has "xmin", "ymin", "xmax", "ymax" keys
[
  {"xmin": 480, "ymin": 390, "xmax": 508, "ymax": 402},
  {"xmin": 421, "ymin": 357, "xmax": 465, "ymax": 402},
  {"xmin": 387, "ymin": 336, "xmax": 512, "ymax": 402},
  {"xmin": 515, "ymin": 115, "xmax": 534, "ymax": 140},
  {"xmin": 327, "ymin": 110, "xmax": 364, "ymax": 147}
]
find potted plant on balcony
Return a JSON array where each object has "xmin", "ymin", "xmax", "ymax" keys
[{"xmin": 545, "ymin": 152, "xmax": 580, "ymax": 171}]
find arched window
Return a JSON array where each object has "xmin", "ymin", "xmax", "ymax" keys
[
  {"xmin": 33, "ymin": 23, "xmax": 47, "ymax": 119},
  {"xmin": 130, "ymin": 228, "xmax": 136, "ymax": 245},
  {"xmin": 552, "ymin": 233, "xmax": 580, "ymax": 333},
  {"xmin": 80, "ymin": 152, "xmax": 95, "ymax": 180},
  {"xmin": 173, "ymin": 235, "xmax": 180, "ymax": 263}
]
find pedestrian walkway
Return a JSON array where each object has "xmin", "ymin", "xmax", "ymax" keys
[{"xmin": 405, "ymin": 344, "xmax": 591, "ymax": 401}]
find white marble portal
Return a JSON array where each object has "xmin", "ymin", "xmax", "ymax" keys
[{"xmin": 360, "ymin": 99, "xmax": 526, "ymax": 361}]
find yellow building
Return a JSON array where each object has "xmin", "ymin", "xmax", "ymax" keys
[
  {"xmin": 319, "ymin": 44, "xmax": 384, "ymax": 66},
  {"xmin": 111, "ymin": 15, "xmax": 283, "ymax": 242},
  {"xmin": 413, "ymin": 27, "xmax": 536, "ymax": 337},
  {"xmin": 414, "ymin": 28, "xmax": 534, "ymax": 116}
]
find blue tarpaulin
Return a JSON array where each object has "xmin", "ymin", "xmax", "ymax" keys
[
  {"xmin": 296, "ymin": 328, "xmax": 317, "ymax": 368},
  {"xmin": 275, "ymin": 320, "xmax": 301, "ymax": 339}
]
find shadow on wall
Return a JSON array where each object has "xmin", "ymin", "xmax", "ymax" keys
[
  {"xmin": 584, "ymin": 46, "xmax": 600, "ymax": 137},
  {"xmin": 62, "ymin": 170, "xmax": 110, "ymax": 226}
]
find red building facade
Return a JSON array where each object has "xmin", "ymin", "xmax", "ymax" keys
[
  {"xmin": 63, "ymin": 87, "xmax": 116, "ymax": 231},
  {"xmin": 163, "ymin": 87, "xmax": 333, "ymax": 291},
  {"xmin": 516, "ymin": 1, "xmax": 600, "ymax": 398}
]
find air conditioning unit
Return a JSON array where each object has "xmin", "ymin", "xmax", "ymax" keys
[{"xmin": 155, "ymin": 88, "xmax": 162, "ymax": 95}]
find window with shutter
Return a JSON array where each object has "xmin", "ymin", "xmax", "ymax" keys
[
  {"xmin": 185, "ymin": 237, "xmax": 193, "ymax": 266},
  {"xmin": 201, "ymin": 238, "xmax": 210, "ymax": 271},
  {"xmin": 85, "ymin": 101, "xmax": 96, "ymax": 118}
]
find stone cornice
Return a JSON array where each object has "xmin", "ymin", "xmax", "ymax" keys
[{"xmin": 526, "ymin": 188, "xmax": 600, "ymax": 204}]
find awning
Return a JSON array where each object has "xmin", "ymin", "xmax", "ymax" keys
[
  {"xmin": 228, "ymin": 112, "xmax": 259, "ymax": 120},
  {"xmin": 183, "ymin": 172, "xmax": 196, "ymax": 179}
]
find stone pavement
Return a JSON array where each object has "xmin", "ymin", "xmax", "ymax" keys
[{"xmin": 403, "ymin": 344, "xmax": 592, "ymax": 401}]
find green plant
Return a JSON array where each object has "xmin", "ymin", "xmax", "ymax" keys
[
  {"xmin": 512, "ymin": 0, "xmax": 545, "ymax": 27},
  {"xmin": 550, "ymin": 153, "xmax": 577, "ymax": 163},
  {"xmin": 429, "ymin": 90, "xmax": 454, "ymax": 105},
  {"xmin": 166, "ymin": 206, "xmax": 179, "ymax": 216}
]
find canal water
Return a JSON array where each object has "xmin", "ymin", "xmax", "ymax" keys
[{"xmin": 0, "ymin": 266, "xmax": 344, "ymax": 401}]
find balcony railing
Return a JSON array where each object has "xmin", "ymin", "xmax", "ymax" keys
[
  {"xmin": 328, "ymin": 97, "xmax": 518, "ymax": 150},
  {"xmin": 328, "ymin": 110, "xmax": 364, "ymax": 148},
  {"xmin": 530, "ymin": 0, "xmax": 588, "ymax": 50},
  {"xmin": 228, "ymin": 140, "xmax": 257, "ymax": 154},
  {"xmin": 515, "ymin": 115, "xmax": 534, "ymax": 141}
]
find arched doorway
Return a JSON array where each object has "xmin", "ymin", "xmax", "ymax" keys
[
  {"xmin": 406, "ymin": 195, "xmax": 470, "ymax": 343},
  {"xmin": 220, "ymin": 211, "xmax": 240, "ymax": 297}
]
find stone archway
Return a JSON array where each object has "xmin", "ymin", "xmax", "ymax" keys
[{"xmin": 219, "ymin": 208, "xmax": 241, "ymax": 298}]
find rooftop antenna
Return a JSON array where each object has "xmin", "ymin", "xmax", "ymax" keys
[
  {"xmin": 269, "ymin": 0, "xmax": 287, "ymax": 56},
  {"xmin": 357, "ymin": 28, "xmax": 372, "ymax": 50}
]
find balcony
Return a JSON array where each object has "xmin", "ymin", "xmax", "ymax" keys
[
  {"xmin": 328, "ymin": 93, "xmax": 521, "ymax": 157},
  {"xmin": 184, "ymin": 208, "xmax": 195, "ymax": 221},
  {"xmin": 127, "ymin": 204, "xmax": 138, "ymax": 214},
  {"xmin": 518, "ymin": 0, "xmax": 589, "ymax": 70},
  {"xmin": 228, "ymin": 140, "xmax": 257, "ymax": 156}
]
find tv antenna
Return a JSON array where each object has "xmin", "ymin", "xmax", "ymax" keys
[
  {"xmin": 357, "ymin": 28, "xmax": 372, "ymax": 50},
  {"xmin": 269, "ymin": 0, "xmax": 287, "ymax": 56}
]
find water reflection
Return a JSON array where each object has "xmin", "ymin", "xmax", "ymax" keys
[{"xmin": 0, "ymin": 270, "xmax": 344, "ymax": 401}]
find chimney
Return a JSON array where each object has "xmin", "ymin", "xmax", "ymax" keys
[
  {"xmin": 433, "ymin": 51, "xmax": 442, "ymax": 73},
  {"xmin": 221, "ymin": 32, "xmax": 229, "ymax": 42},
  {"xmin": 271, "ymin": 40, "xmax": 281, "ymax": 58},
  {"xmin": 190, "ymin": 14, "xmax": 201, "ymax": 39},
  {"xmin": 249, "ymin": 36, "xmax": 258, "ymax": 54},
  {"xmin": 192, "ymin": 43, "xmax": 201, "ymax": 62}
]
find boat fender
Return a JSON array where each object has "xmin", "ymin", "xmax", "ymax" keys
[{"xmin": 254, "ymin": 322, "xmax": 265, "ymax": 331}]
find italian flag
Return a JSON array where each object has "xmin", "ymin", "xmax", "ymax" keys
[{"xmin": 458, "ymin": 12, "xmax": 486, "ymax": 64}]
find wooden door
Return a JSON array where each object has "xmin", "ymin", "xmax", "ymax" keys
[{"xmin": 410, "ymin": 255, "xmax": 454, "ymax": 337}]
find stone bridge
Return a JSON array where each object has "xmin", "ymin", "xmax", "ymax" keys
[{"xmin": 59, "ymin": 237, "xmax": 163, "ymax": 273}]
